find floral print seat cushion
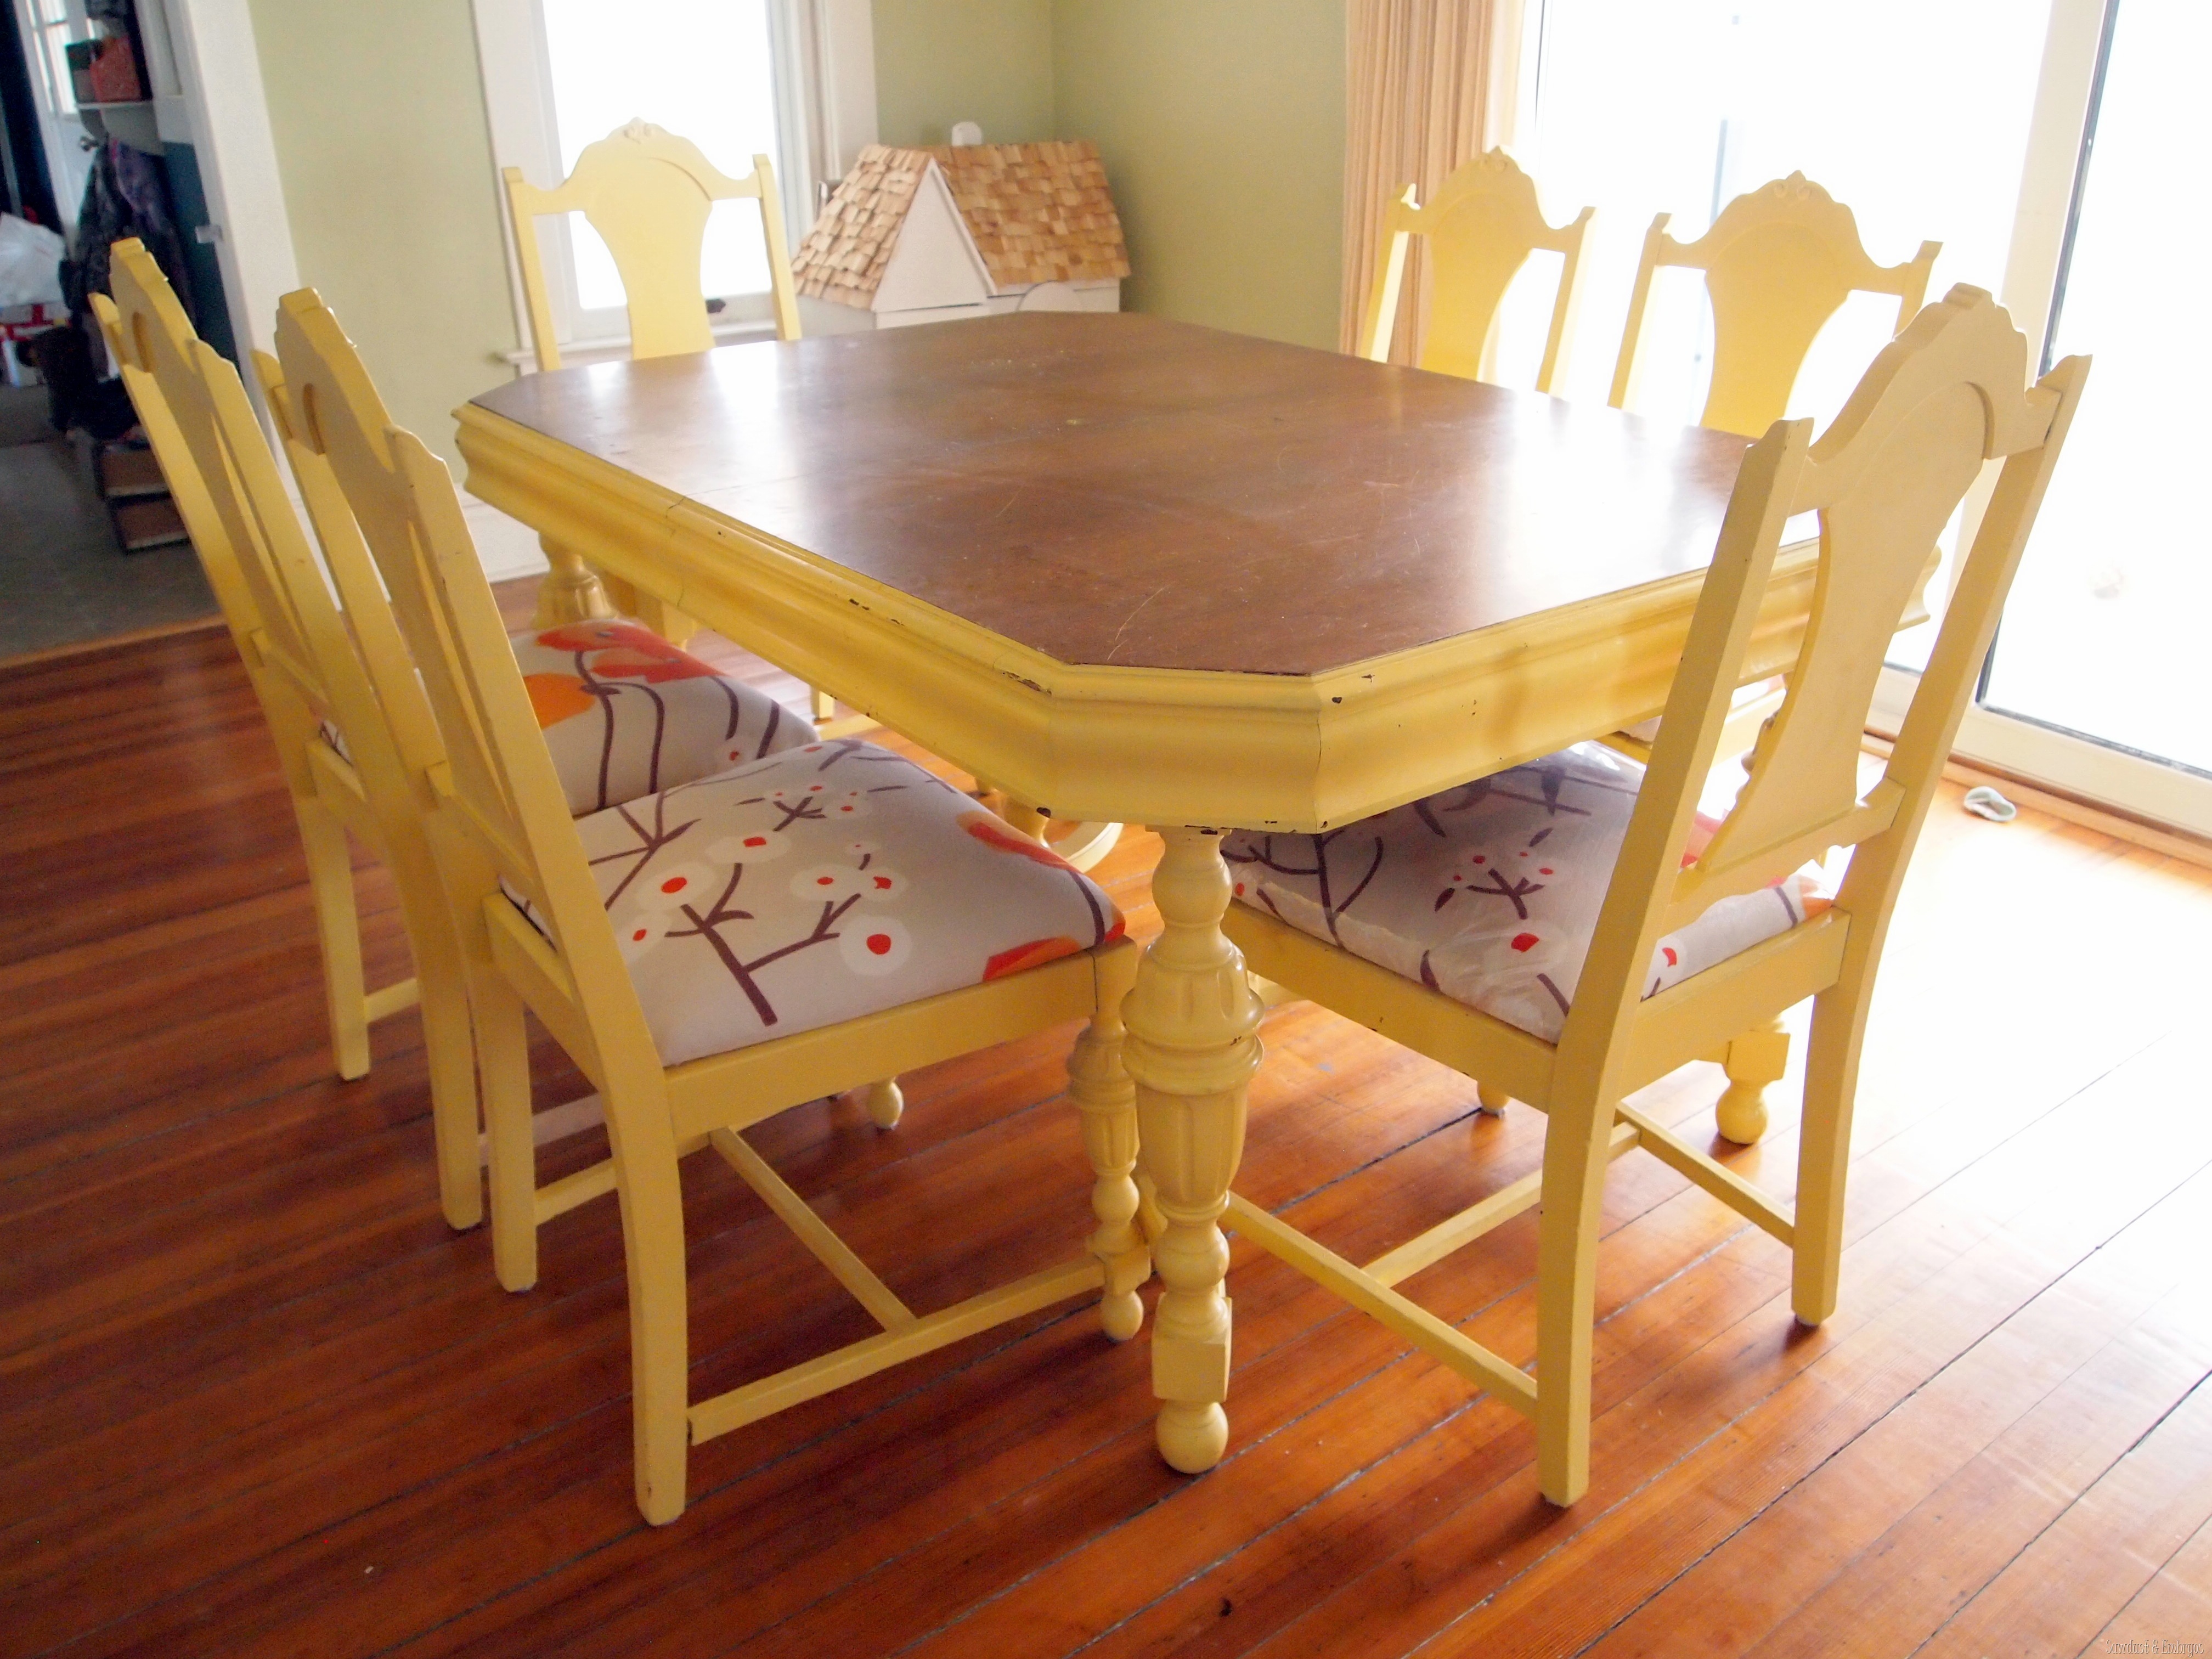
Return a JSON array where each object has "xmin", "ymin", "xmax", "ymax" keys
[
  {"xmin": 322, "ymin": 618, "xmax": 808, "ymax": 817},
  {"xmin": 541, "ymin": 738, "xmax": 1127, "ymax": 1068},
  {"xmin": 1223, "ymin": 742, "xmax": 1831, "ymax": 1045},
  {"xmin": 515, "ymin": 619, "xmax": 809, "ymax": 816}
]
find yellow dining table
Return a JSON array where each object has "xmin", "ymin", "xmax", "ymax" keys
[{"xmin": 455, "ymin": 311, "xmax": 1808, "ymax": 1475}]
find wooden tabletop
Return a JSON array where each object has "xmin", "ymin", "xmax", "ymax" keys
[{"xmin": 469, "ymin": 313, "xmax": 1752, "ymax": 677}]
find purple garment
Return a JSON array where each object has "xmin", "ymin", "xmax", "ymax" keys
[{"xmin": 63, "ymin": 139, "xmax": 194, "ymax": 328}]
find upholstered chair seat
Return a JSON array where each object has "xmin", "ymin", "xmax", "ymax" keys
[
  {"xmin": 534, "ymin": 737, "xmax": 1125, "ymax": 1068},
  {"xmin": 323, "ymin": 617, "xmax": 805, "ymax": 817},
  {"xmin": 1224, "ymin": 741, "xmax": 1829, "ymax": 1044}
]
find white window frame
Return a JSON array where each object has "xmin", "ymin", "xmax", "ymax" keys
[
  {"xmin": 469, "ymin": 0, "xmax": 875, "ymax": 369},
  {"xmin": 1871, "ymin": 0, "xmax": 2212, "ymax": 838},
  {"xmin": 12, "ymin": 0, "xmax": 97, "ymax": 234}
]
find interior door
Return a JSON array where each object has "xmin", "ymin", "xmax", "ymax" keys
[{"xmin": 9, "ymin": 0, "xmax": 92, "ymax": 234}]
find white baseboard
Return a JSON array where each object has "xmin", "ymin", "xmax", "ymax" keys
[
  {"xmin": 461, "ymin": 493, "xmax": 549, "ymax": 584},
  {"xmin": 1874, "ymin": 664, "xmax": 2212, "ymax": 839}
]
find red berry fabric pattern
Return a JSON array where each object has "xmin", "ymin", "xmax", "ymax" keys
[
  {"xmin": 1223, "ymin": 742, "xmax": 1831, "ymax": 1043},
  {"xmin": 521, "ymin": 738, "xmax": 1125, "ymax": 1066}
]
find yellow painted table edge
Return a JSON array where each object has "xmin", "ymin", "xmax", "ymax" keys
[{"xmin": 455, "ymin": 403, "xmax": 1818, "ymax": 832}]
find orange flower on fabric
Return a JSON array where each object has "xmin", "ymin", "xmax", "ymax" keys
[
  {"xmin": 534, "ymin": 620, "xmax": 725, "ymax": 684},
  {"xmin": 522, "ymin": 672, "xmax": 596, "ymax": 729},
  {"xmin": 534, "ymin": 620, "xmax": 659, "ymax": 652},
  {"xmin": 588, "ymin": 646, "xmax": 727, "ymax": 685},
  {"xmin": 983, "ymin": 936, "xmax": 1085, "ymax": 980},
  {"xmin": 957, "ymin": 810, "xmax": 1079, "ymax": 870}
]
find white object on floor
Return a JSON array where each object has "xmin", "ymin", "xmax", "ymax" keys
[
  {"xmin": 1962, "ymin": 785, "xmax": 2018, "ymax": 823},
  {"xmin": 0, "ymin": 216, "xmax": 64, "ymax": 307}
]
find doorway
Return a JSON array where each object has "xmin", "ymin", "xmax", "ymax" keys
[
  {"xmin": 1972, "ymin": 0, "xmax": 2212, "ymax": 815},
  {"xmin": 0, "ymin": 0, "xmax": 215, "ymax": 663},
  {"xmin": 1519, "ymin": 0, "xmax": 2210, "ymax": 837}
]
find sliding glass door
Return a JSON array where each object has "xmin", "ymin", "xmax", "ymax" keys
[
  {"xmin": 1972, "ymin": 0, "xmax": 2212, "ymax": 803},
  {"xmin": 1521, "ymin": 0, "xmax": 2212, "ymax": 835}
]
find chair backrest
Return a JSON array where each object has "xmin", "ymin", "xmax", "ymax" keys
[
  {"xmin": 1358, "ymin": 149, "xmax": 1592, "ymax": 394},
  {"xmin": 273, "ymin": 287, "xmax": 657, "ymax": 1079},
  {"xmin": 250, "ymin": 346, "xmax": 452, "ymax": 791},
  {"xmin": 1571, "ymin": 284, "xmax": 2086, "ymax": 1054},
  {"xmin": 1608, "ymin": 173, "xmax": 1941, "ymax": 438},
  {"xmin": 90, "ymin": 281, "xmax": 258, "ymax": 674},
  {"xmin": 504, "ymin": 119, "xmax": 801, "ymax": 372},
  {"xmin": 100, "ymin": 241, "xmax": 412, "ymax": 817}
]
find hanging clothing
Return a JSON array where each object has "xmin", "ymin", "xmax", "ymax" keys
[{"xmin": 60, "ymin": 139, "xmax": 195, "ymax": 329}]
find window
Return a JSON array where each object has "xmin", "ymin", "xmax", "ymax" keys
[
  {"xmin": 1517, "ymin": 0, "xmax": 2212, "ymax": 834},
  {"xmin": 10, "ymin": 0, "xmax": 95, "ymax": 230},
  {"xmin": 538, "ymin": 0, "xmax": 782, "ymax": 329},
  {"xmin": 1977, "ymin": 0, "xmax": 2212, "ymax": 781},
  {"xmin": 472, "ymin": 0, "xmax": 878, "ymax": 359},
  {"xmin": 1513, "ymin": 0, "xmax": 2047, "ymax": 428}
]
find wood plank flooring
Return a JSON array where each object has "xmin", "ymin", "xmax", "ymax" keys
[{"xmin": 4, "ymin": 605, "xmax": 2209, "ymax": 1659}]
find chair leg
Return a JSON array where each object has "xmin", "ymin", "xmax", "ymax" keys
[
  {"xmin": 1713, "ymin": 1015, "xmax": 1791, "ymax": 1145},
  {"xmin": 383, "ymin": 830, "xmax": 483, "ymax": 1229},
  {"xmin": 859, "ymin": 1078, "xmax": 904, "ymax": 1128},
  {"xmin": 1070, "ymin": 989, "xmax": 1149, "ymax": 1341},
  {"xmin": 295, "ymin": 799, "xmax": 371, "ymax": 1081},
  {"xmin": 605, "ymin": 1073, "xmax": 694, "ymax": 1525},
  {"xmin": 811, "ymin": 685, "xmax": 836, "ymax": 725},
  {"xmin": 475, "ymin": 972, "xmax": 539, "ymax": 1293},
  {"xmin": 1792, "ymin": 983, "xmax": 1869, "ymax": 1327},
  {"xmin": 417, "ymin": 940, "xmax": 484, "ymax": 1232},
  {"xmin": 1476, "ymin": 1082, "xmax": 1510, "ymax": 1114},
  {"xmin": 1533, "ymin": 1085, "xmax": 1621, "ymax": 1508}
]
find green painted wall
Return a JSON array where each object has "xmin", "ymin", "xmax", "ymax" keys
[
  {"xmin": 871, "ymin": 0, "xmax": 1056, "ymax": 147},
  {"xmin": 247, "ymin": 0, "xmax": 516, "ymax": 465},
  {"xmin": 1052, "ymin": 0, "xmax": 1344, "ymax": 351},
  {"xmin": 242, "ymin": 0, "xmax": 1342, "ymax": 475}
]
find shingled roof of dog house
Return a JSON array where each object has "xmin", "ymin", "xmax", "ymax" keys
[{"xmin": 792, "ymin": 140, "xmax": 1130, "ymax": 325}]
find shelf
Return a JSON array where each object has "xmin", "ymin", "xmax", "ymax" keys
[
  {"xmin": 98, "ymin": 447, "xmax": 168, "ymax": 501},
  {"xmin": 113, "ymin": 496, "xmax": 188, "ymax": 551},
  {"xmin": 77, "ymin": 101, "xmax": 163, "ymax": 157}
]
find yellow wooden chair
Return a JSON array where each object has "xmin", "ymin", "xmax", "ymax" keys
[
  {"xmin": 503, "ymin": 117, "xmax": 1124, "ymax": 874},
  {"xmin": 275, "ymin": 286, "xmax": 1149, "ymax": 1525},
  {"xmin": 1600, "ymin": 174, "xmax": 1944, "ymax": 1123},
  {"xmin": 1358, "ymin": 148, "xmax": 1593, "ymax": 393},
  {"xmin": 501, "ymin": 119, "xmax": 797, "ymax": 650},
  {"xmin": 93, "ymin": 244, "xmax": 484, "ymax": 1231},
  {"xmin": 1218, "ymin": 286, "xmax": 2085, "ymax": 1505},
  {"xmin": 1610, "ymin": 171, "xmax": 1940, "ymax": 440},
  {"xmin": 104, "ymin": 238, "xmax": 826, "ymax": 1233},
  {"xmin": 504, "ymin": 117, "xmax": 799, "ymax": 374},
  {"xmin": 1605, "ymin": 172, "xmax": 1942, "ymax": 768}
]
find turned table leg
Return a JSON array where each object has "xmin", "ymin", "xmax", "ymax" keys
[
  {"xmin": 1122, "ymin": 825, "xmax": 1262, "ymax": 1474},
  {"xmin": 530, "ymin": 536, "xmax": 618, "ymax": 628}
]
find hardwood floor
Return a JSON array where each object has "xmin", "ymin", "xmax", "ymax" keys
[{"xmin": 4, "ymin": 606, "xmax": 2209, "ymax": 1659}]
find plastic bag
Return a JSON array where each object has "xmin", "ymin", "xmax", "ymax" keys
[{"xmin": 0, "ymin": 214, "xmax": 66, "ymax": 308}]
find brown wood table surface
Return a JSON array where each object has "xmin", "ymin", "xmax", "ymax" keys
[{"xmin": 453, "ymin": 311, "xmax": 1789, "ymax": 1483}]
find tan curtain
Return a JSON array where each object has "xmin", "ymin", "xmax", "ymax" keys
[{"xmin": 1341, "ymin": 0, "xmax": 1525, "ymax": 360}]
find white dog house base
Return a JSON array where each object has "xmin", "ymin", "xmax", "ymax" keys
[{"xmin": 794, "ymin": 142, "xmax": 1130, "ymax": 333}]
